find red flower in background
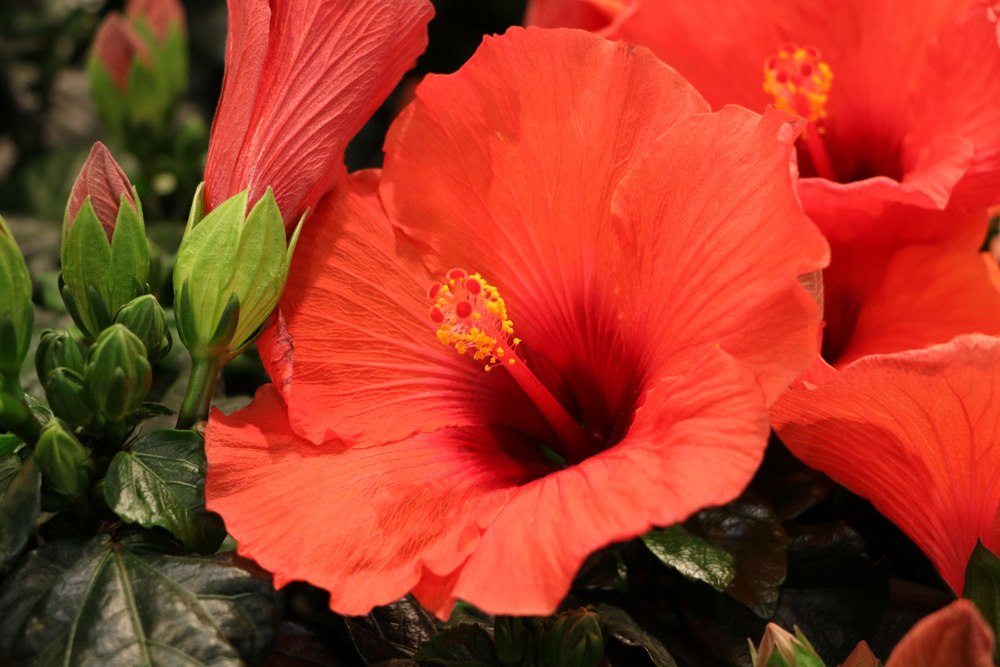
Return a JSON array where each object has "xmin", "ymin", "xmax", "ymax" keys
[
  {"xmin": 205, "ymin": 29, "xmax": 827, "ymax": 617},
  {"xmin": 771, "ymin": 335, "xmax": 1000, "ymax": 593},
  {"xmin": 91, "ymin": 13, "xmax": 152, "ymax": 91},
  {"xmin": 528, "ymin": 0, "xmax": 1000, "ymax": 365},
  {"xmin": 202, "ymin": 0, "xmax": 433, "ymax": 225}
]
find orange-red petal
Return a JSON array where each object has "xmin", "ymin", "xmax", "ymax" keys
[
  {"xmin": 204, "ymin": 0, "xmax": 432, "ymax": 224},
  {"xmin": 772, "ymin": 335, "xmax": 1000, "ymax": 592},
  {"xmin": 610, "ymin": 106, "xmax": 828, "ymax": 402},
  {"xmin": 885, "ymin": 599, "xmax": 995, "ymax": 667}
]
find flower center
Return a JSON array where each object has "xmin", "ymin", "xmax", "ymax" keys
[
  {"xmin": 763, "ymin": 44, "xmax": 836, "ymax": 181},
  {"xmin": 428, "ymin": 268, "xmax": 594, "ymax": 464}
]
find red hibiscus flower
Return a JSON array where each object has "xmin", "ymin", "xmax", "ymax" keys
[
  {"xmin": 771, "ymin": 334, "xmax": 1000, "ymax": 593},
  {"xmin": 527, "ymin": 0, "xmax": 1000, "ymax": 365},
  {"xmin": 202, "ymin": 0, "xmax": 433, "ymax": 225},
  {"xmin": 205, "ymin": 28, "xmax": 828, "ymax": 617}
]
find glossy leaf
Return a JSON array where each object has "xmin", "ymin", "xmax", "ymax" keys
[
  {"xmin": 594, "ymin": 604, "xmax": 678, "ymax": 667},
  {"xmin": 642, "ymin": 525, "xmax": 736, "ymax": 591},
  {"xmin": 414, "ymin": 624, "xmax": 500, "ymax": 667},
  {"xmin": 344, "ymin": 595, "xmax": 438, "ymax": 663},
  {"xmin": 688, "ymin": 499, "xmax": 788, "ymax": 617},
  {"xmin": 104, "ymin": 429, "xmax": 224, "ymax": 551},
  {"xmin": 0, "ymin": 535, "xmax": 279, "ymax": 664},
  {"xmin": 0, "ymin": 454, "xmax": 40, "ymax": 569}
]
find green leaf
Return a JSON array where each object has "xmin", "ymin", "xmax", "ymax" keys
[
  {"xmin": 963, "ymin": 541, "xmax": 1000, "ymax": 640},
  {"xmin": 0, "ymin": 454, "xmax": 40, "ymax": 569},
  {"xmin": 593, "ymin": 604, "xmax": 678, "ymax": 667},
  {"xmin": 642, "ymin": 525, "xmax": 736, "ymax": 591},
  {"xmin": 345, "ymin": 595, "xmax": 439, "ymax": 663},
  {"xmin": 0, "ymin": 535, "xmax": 279, "ymax": 664},
  {"xmin": 415, "ymin": 624, "xmax": 501, "ymax": 667},
  {"xmin": 104, "ymin": 430, "xmax": 224, "ymax": 552},
  {"xmin": 687, "ymin": 499, "xmax": 788, "ymax": 617}
]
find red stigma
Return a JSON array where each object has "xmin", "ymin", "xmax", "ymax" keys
[
  {"xmin": 465, "ymin": 278, "xmax": 482, "ymax": 295},
  {"xmin": 448, "ymin": 268, "xmax": 467, "ymax": 281},
  {"xmin": 455, "ymin": 301, "xmax": 473, "ymax": 318},
  {"xmin": 429, "ymin": 306, "xmax": 444, "ymax": 323}
]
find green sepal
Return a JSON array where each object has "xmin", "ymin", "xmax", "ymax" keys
[
  {"xmin": 963, "ymin": 540, "xmax": 1000, "ymax": 642},
  {"xmin": 0, "ymin": 216, "xmax": 34, "ymax": 376},
  {"xmin": 43, "ymin": 368, "xmax": 93, "ymax": 428},
  {"xmin": 107, "ymin": 191, "xmax": 150, "ymax": 314},
  {"xmin": 35, "ymin": 330, "xmax": 87, "ymax": 385},
  {"xmin": 61, "ymin": 198, "xmax": 113, "ymax": 338},
  {"xmin": 83, "ymin": 324, "xmax": 152, "ymax": 423},
  {"xmin": 86, "ymin": 54, "xmax": 128, "ymax": 143},
  {"xmin": 34, "ymin": 418, "xmax": 94, "ymax": 510},
  {"xmin": 114, "ymin": 294, "xmax": 171, "ymax": 363},
  {"xmin": 538, "ymin": 609, "xmax": 604, "ymax": 667},
  {"xmin": 174, "ymin": 187, "xmax": 293, "ymax": 360}
]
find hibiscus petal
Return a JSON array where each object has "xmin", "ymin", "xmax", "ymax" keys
[
  {"xmin": 836, "ymin": 248, "xmax": 1000, "ymax": 365},
  {"xmin": 523, "ymin": 0, "xmax": 633, "ymax": 32},
  {"xmin": 256, "ymin": 173, "xmax": 547, "ymax": 445},
  {"xmin": 771, "ymin": 335, "xmax": 1000, "ymax": 592},
  {"xmin": 424, "ymin": 346, "xmax": 769, "ymax": 616},
  {"xmin": 610, "ymin": 106, "xmax": 828, "ymax": 402},
  {"xmin": 381, "ymin": 26, "xmax": 710, "ymax": 428},
  {"xmin": 204, "ymin": 0, "xmax": 432, "ymax": 223},
  {"xmin": 885, "ymin": 599, "xmax": 995, "ymax": 667},
  {"xmin": 205, "ymin": 385, "xmax": 547, "ymax": 615}
]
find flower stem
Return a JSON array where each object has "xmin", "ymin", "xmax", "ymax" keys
[
  {"xmin": 176, "ymin": 352, "xmax": 223, "ymax": 430},
  {"xmin": 1, "ymin": 372, "xmax": 42, "ymax": 445}
]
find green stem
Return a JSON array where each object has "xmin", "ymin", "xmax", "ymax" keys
[
  {"xmin": 1, "ymin": 372, "xmax": 42, "ymax": 445},
  {"xmin": 176, "ymin": 352, "xmax": 224, "ymax": 430}
]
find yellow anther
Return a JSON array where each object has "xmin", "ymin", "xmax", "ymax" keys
[
  {"xmin": 428, "ymin": 269, "xmax": 519, "ymax": 371},
  {"xmin": 763, "ymin": 44, "xmax": 833, "ymax": 125}
]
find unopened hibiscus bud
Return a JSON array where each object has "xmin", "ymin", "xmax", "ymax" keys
[
  {"xmin": 751, "ymin": 624, "xmax": 823, "ymax": 667},
  {"xmin": 35, "ymin": 418, "xmax": 94, "ymax": 509},
  {"xmin": 114, "ymin": 294, "xmax": 171, "ymax": 363},
  {"xmin": 62, "ymin": 142, "xmax": 149, "ymax": 340},
  {"xmin": 88, "ymin": 0, "xmax": 187, "ymax": 140},
  {"xmin": 495, "ymin": 617, "xmax": 534, "ymax": 667},
  {"xmin": 0, "ymin": 215, "xmax": 33, "ymax": 378},
  {"xmin": 174, "ymin": 186, "xmax": 301, "ymax": 361},
  {"xmin": 44, "ymin": 368, "xmax": 93, "ymax": 428},
  {"xmin": 35, "ymin": 330, "xmax": 87, "ymax": 385},
  {"xmin": 538, "ymin": 609, "xmax": 604, "ymax": 667},
  {"xmin": 84, "ymin": 324, "xmax": 152, "ymax": 423}
]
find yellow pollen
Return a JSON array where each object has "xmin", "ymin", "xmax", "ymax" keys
[
  {"xmin": 428, "ymin": 269, "xmax": 519, "ymax": 371},
  {"xmin": 763, "ymin": 44, "xmax": 833, "ymax": 126}
]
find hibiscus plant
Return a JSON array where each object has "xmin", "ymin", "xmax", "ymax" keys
[{"xmin": 1, "ymin": 0, "xmax": 1000, "ymax": 666}]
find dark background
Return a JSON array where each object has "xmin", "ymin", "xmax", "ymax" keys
[{"xmin": 0, "ymin": 0, "xmax": 528, "ymax": 219}]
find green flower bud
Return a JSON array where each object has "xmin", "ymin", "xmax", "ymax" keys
[
  {"xmin": 43, "ymin": 367, "xmax": 93, "ymax": 428},
  {"xmin": 114, "ymin": 294, "xmax": 171, "ymax": 363},
  {"xmin": 0, "ymin": 215, "xmax": 34, "ymax": 378},
  {"xmin": 495, "ymin": 617, "xmax": 534, "ymax": 667},
  {"xmin": 750, "ymin": 624, "xmax": 824, "ymax": 667},
  {"xmin": 35, "ymin": 330, "xmax": 87, "ymax": 385},
  {"xmin": 35, "ymin": 418, "xmax": 94, "ymax": 509},
  {"xmin": 539, "ymin": 609, "xmax": 604, "ymax": 667},
  {"xmin": 174, "ymin": 185, "xmax": 300, "ymax": 361},
  {"xmin": 62, "ymin": 143, "xmax": 150, "ymax": 340},
  {"xmin": 84, "ymin": 324, "xmax": 152, "ymax": 423}
]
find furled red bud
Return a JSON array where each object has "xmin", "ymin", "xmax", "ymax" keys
[
  {"xmin": 67, "ymin": 142, "xmax": 136, "ymax": 241},
  {"xmin": 90, "ymin": 13, "xmax": 152, "ymax": 92},
  {"xmin": 0, "ymin": 215, "xmax": 33, "ymax": 378},
  {"xmin": 62, "ymin": 142, "xmax": 149, "ymax": 340},
  {"xmin": 84, "ymin": 324, "xmax": 152, "ymax": 423},
  {"xmin": 114, "ymin": 294, "xmax": 172, "ymax": 363},
  {"xmin": 35, "ymin": 418, "xmax": 94, "ymax": 509},
  {"xmin": 88, "ymin": 1, "xmax": 188, "ymax": 142},
  {"xmin": 538, "ymin": 609, "xmax": 604, "ymax": 667},
  {"xmin": 35, "ymin": 330, "xmax": 87, "ymax": 385},
  {"xmin": 127, "ymin": 0, "xmax": 187, "ymax": 43},
  {"xmin": 750, "ymin": 624, "xmax": 823, "ymax": 667},
  {"xmin": 174, "ymin": 185, "xmax": 300, "ymax": 361},
  {"xmin": 885, "ymin": 599, "xmax": 994, "ymax": 667}
]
